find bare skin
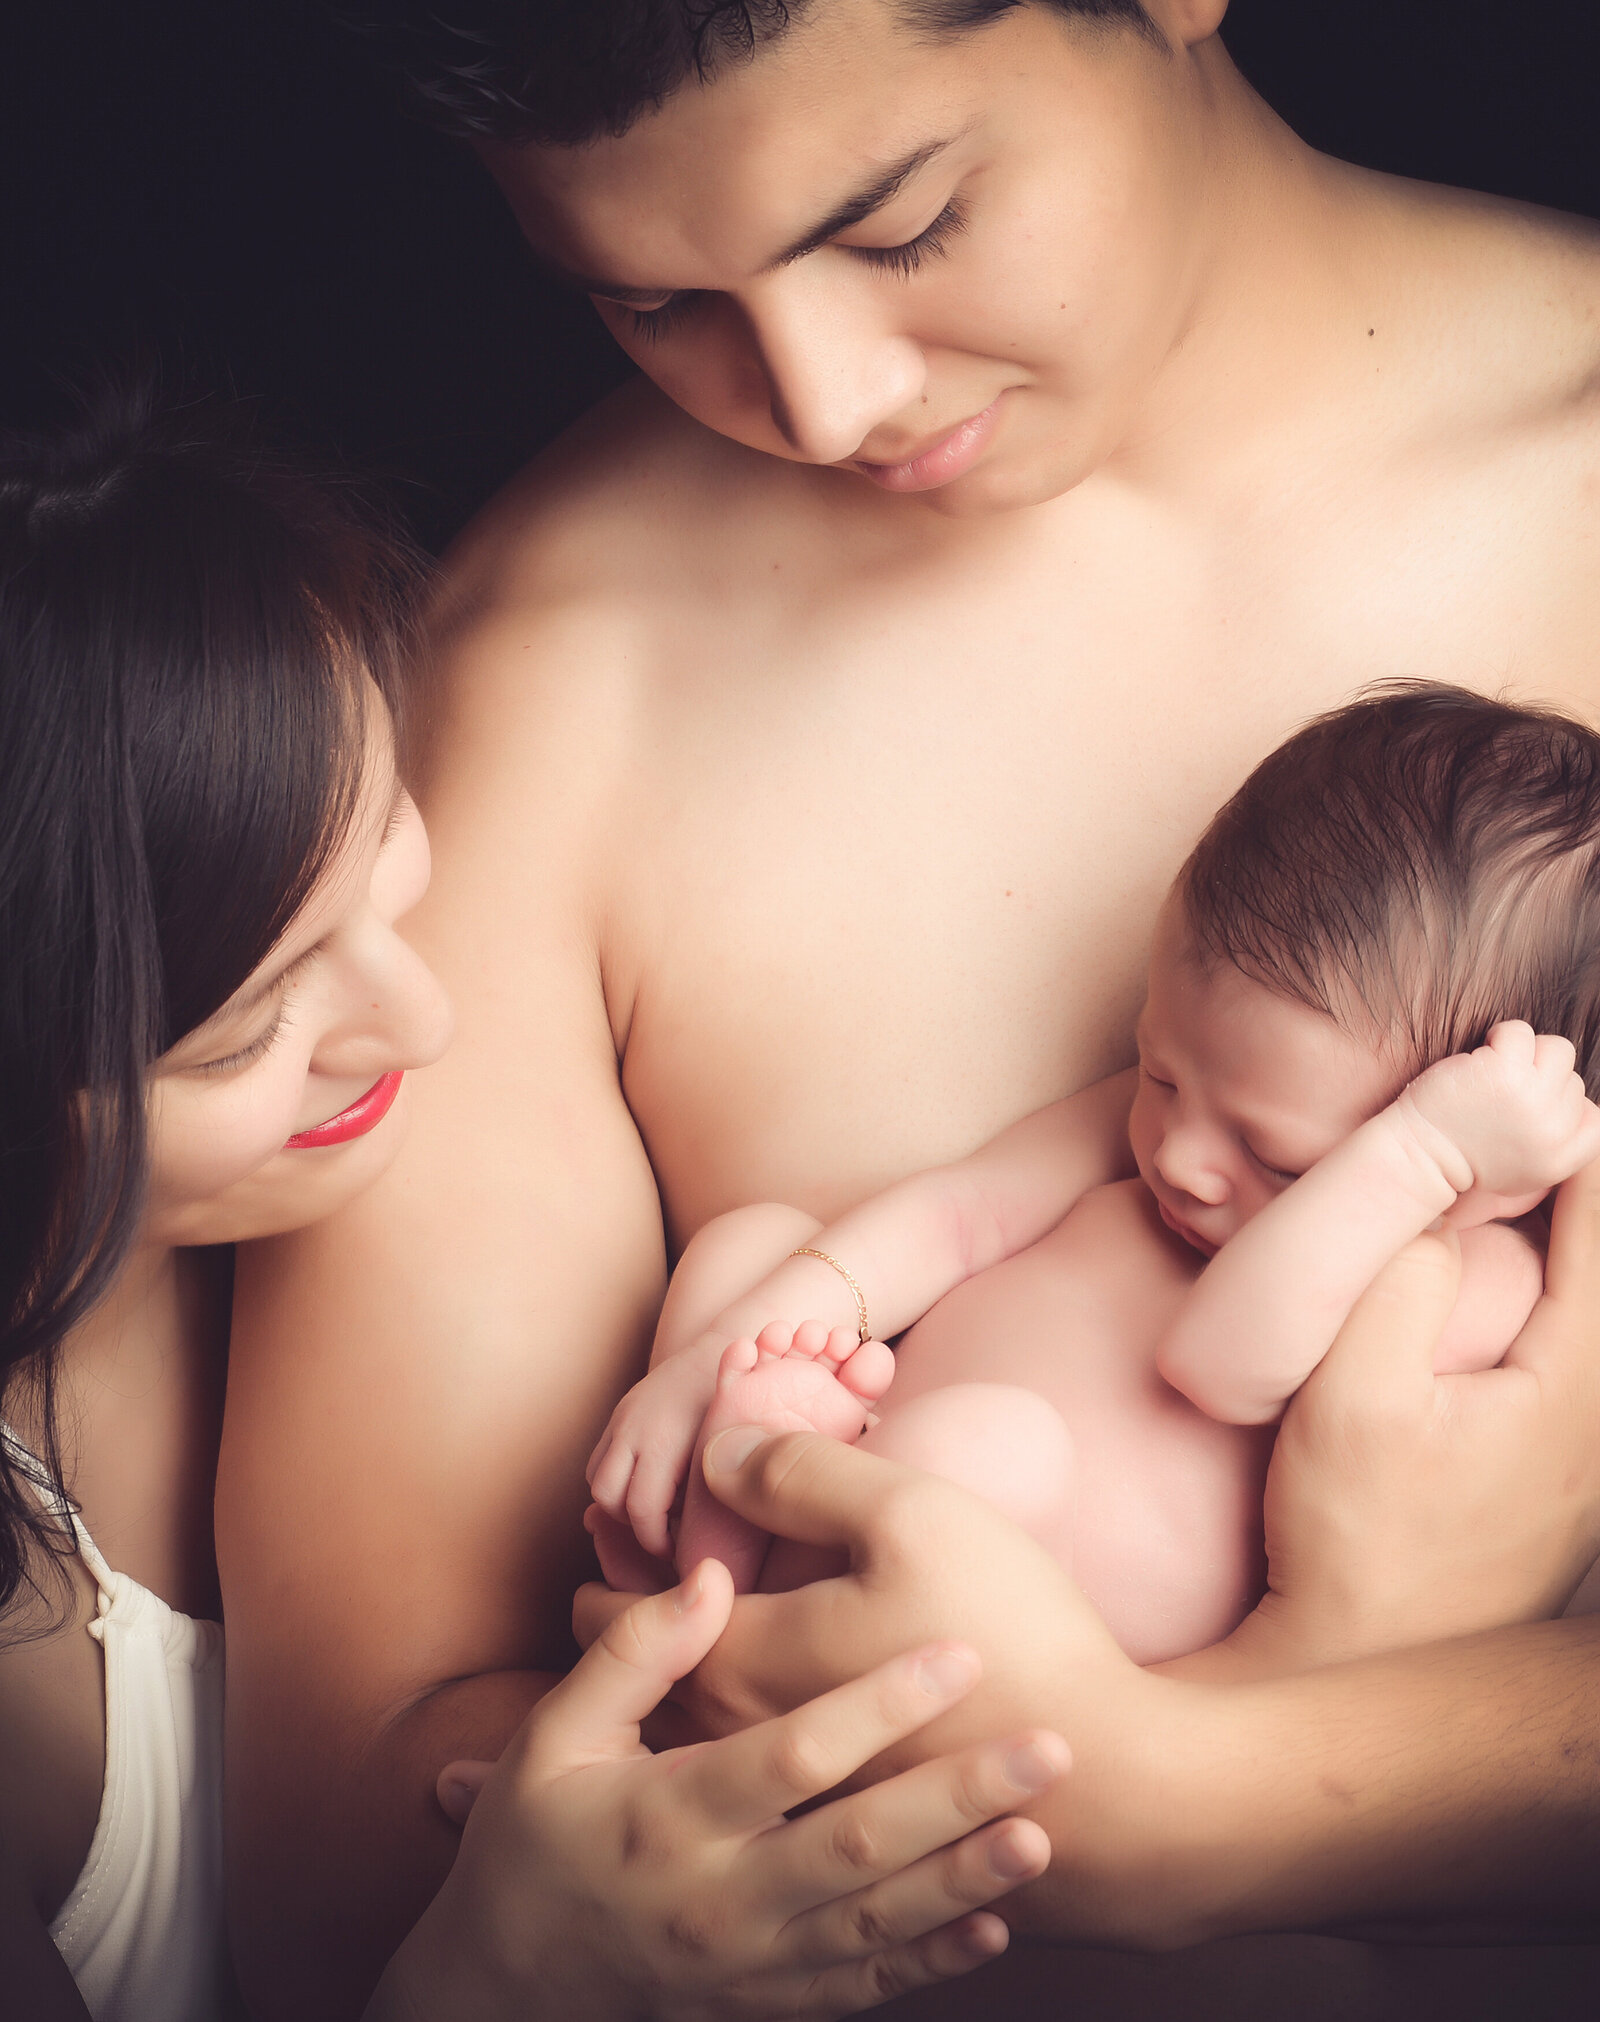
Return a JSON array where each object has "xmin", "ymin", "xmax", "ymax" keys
[{"xmin": 219, "ymin": 3, "xmax": 1600, "ymax": 2015}]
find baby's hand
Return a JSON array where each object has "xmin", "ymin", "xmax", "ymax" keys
[
  {"xmin": 380, "ymin": 1564, "xmax": 1066, "ymax": 2022},
  {"xmin": 1399, "ymin": 1022, "xmax": 1600, "ymax": 1206},
  {"xmin": 587, "ymin": 1340, "xmax": 728, "ymax": 1559},
  {"xmin": 590, "ymin": 1324, "xmax": 896, "ymax": 1568}
]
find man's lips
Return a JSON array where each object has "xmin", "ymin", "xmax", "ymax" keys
[
  {"xmin": 854, "ymin": 399, "xmax": 1002, "ymax": 493},
  {"xmin": 284, "ymin": 1071, "xmax": 403, "ymax": 1150}
]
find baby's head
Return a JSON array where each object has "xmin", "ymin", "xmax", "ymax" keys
[{"xmin": 1130, "ymin": 684, "xmax": 1600, "ymax": 1257}]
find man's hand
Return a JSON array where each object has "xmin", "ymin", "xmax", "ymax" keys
[{"xmin": 1242, "ymin": 1155, "xmax": 1600, "ymax": 1672}]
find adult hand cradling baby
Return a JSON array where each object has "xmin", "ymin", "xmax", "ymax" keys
[{"xmin": 575, "ymin": 1156, "xmax": 1600, "ymax": 1946}]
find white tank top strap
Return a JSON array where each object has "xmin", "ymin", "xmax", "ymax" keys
[{"xmin": 1, "ymin": 1418, "xmax": 230, "ymax": 2020}]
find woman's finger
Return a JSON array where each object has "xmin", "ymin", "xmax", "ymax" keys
[
  {"xmin": 671, "ymin": 1641, "xmax": 986, "ymax": 1834},
  {"xmin": 771, "ymin": 1730, "xmax": 1069, "ymax": 1918},
  {"xmin": 435, "ymin": 1758, "xmax": 492, "ymax": 1825},
  {"xmin": 512, "ymin": 1560, "xmax": 734, "ymax": 1776},
  {"xmin": 798, "ymin": 1907, "xmax": 1015, "ymax": 2016},
  {"xmin": 572, "ymin": 1576, "xmax": 642, "ymax": 1649},
  {"xmin": 787, "ymin": 1808, "xmax": 1052, "ymax": 1972}
]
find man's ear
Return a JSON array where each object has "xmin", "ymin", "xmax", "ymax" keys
[{"xmin": 1147, "ymin": 0, "xmax": 1229, "ymax": 48}]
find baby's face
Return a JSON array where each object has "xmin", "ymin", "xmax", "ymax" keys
[{"xmin": 1129, "ymin": 901, "xmax": 1401, "ymax": 1257}]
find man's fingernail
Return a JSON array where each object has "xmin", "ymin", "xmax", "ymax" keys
[
  {"xmin": 675, "ymin": 1563, "xmax": 706, "ymax": 1612},
  {"xmin": 915, "ymin": 1644, "xmax": 981, "ymax": 1697},
  {"xmin": 705, "ymin": 1426, "xmax": 766, "ymax": 1473}
]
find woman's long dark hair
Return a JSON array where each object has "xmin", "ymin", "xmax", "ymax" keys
[{"xmin": 0, "ymin": 384, "xmax": 424, "ymax": 1625}]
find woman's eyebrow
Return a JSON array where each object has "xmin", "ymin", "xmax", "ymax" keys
[
  {"xmin": 201, "ymin": 783, "xmax": 405, "ymax": 1029},
  {"xmin": 561, "ymin": 132, "xmax": 966, "ymax": 302}
]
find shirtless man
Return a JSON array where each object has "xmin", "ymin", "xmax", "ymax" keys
[{"xmin": 219, "ymin": 4, "xmax": 1600, "ymax": 2016}]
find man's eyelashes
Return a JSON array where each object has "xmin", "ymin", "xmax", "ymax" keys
[{"xmin": 611, "ymin": 196, "xmax": 971, "ymax": 343}]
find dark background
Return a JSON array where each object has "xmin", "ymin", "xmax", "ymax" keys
[{"xmin": 3, "ymin": 2, "xmax": 1596, "ymax": 551}]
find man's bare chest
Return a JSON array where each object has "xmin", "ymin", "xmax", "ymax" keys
[{"xmin": 614, "ymin": 461, "xmax": 1599, "ymax": 1237}]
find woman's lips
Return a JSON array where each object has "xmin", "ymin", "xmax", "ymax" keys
[
  {"xmin": 854, "ymin": 399, "xmax": 1002, "ymax": 493},
  {"xmin": 285, "ymin": 1071, "xmax": 403, "ymax": 1150}
]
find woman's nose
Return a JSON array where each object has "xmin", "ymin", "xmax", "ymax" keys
[
  {"xmin": 744, "ymin": 275, "xmax": 926, "ymax": 464},
  {"xmin": 315, "ymin": 936, "xmax": 455, "ymax": 1083}
]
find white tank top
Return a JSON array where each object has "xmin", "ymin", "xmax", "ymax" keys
[{"xmin": 3, "ymin": 1429, "xmax": 230, "ymax": 2020}]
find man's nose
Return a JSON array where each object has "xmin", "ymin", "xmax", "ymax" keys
[
  {"xmin": 1154, "ymin": 1128, "xmax": 1230, "ymax": 1207},
  {"xmin": 743, "ymin": 273, "xmax": 925, "ymax": 464}
]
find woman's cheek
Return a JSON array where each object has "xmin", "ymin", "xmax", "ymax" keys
[{"xmin": 145, "ymin": 1074, "xmax": 306, "ymax": 1221}]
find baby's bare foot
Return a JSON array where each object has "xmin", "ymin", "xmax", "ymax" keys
[{"xmin": 676, "ymin": 1321, "xmax": 895, "ymax": 1589}]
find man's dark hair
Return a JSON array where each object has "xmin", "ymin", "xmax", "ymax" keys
[
  {"xmin": 0, "ymin": 382, "xmax": 423, "ymax": 1632},
  {"xmin": 1180, "ymin": 683, "xmax": 1600, "ymax": 1096},
  {"xmin": 343, "ymin": 2, "xmax": 1163, "ymax": 148}
]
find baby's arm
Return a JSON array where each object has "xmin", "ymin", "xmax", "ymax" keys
[
  {"xmin": 589, "ymin": 1071, "xmax": 1137, "ymax": 1552},
  {"xmin": 1159, "ymin": 1026, "xmax": 1600, "ymax": 1425}
]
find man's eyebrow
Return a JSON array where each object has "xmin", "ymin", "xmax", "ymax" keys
[
  {"xmin": 561, "ymin": 135, "xmax": 961, "ymax": 303},
  {"xmin": 766, "ymin": 136, "xmax": 959, "ymax": 270}
]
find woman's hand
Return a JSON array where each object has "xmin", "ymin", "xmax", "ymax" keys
[
  {"xmin": 365, "ymin": 1559, "xmax": 1069, "ymax": 2022},
  {"xmin": 573, "ymin": 1430, "xmax": 1187, "ymax": 1946},
  {"xmin": 1234, "ymin": 1155, "xmax": 1600, "ymax": 1675}
]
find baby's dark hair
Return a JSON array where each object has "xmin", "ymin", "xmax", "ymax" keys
[
  {"xmin": 1180, "ymin": 684, "xmax": 1600, "ymax": 1097},
  {"xmin": 0, "ymin": 382, "xmax": 425, "ymax": 1628}
]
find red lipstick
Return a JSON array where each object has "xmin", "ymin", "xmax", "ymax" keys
[{"xmin": 285, "ymin": 1071, "xmax": 403, "ymax": 1150}]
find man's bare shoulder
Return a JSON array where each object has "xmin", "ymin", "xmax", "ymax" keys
[
  {"xmin": 439, "ymin": 376, "xmax": 859, "ymax": 636},
  {"xmin": 1373, "ymin": 174, "xmax": 1600, "ymax": 434}
]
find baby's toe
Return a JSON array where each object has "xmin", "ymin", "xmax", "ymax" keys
[
  {"xmin": 754, "ymin": 1319, "xmax": 796, "ymax": 1357},
  {"xmin": 789, "ymin": 1317, "xmax": 833, "ymax": 1361}
]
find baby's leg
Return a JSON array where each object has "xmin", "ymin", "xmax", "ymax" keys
[
  {"xmin": 760, "ymin": 1384, "xmax": 1076, "ymax": 1592},
  {"xmin": 678, "ymin": 1321, "xmax": 897, "ymax": 1588}
]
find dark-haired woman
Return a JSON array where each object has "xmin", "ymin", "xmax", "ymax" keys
[{"xmin": 0, "ymin": 395, "xmax": 1067, "ymax": 2021}]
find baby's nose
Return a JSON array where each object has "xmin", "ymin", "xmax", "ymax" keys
[{"xmin": 1155, "ymin": 1135, "xmax": 1230, "ymax": 1207}]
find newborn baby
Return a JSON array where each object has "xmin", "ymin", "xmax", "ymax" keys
[{"xmin": 588, "ymin": 685, "xmax": 1600, "ymax": 1660}]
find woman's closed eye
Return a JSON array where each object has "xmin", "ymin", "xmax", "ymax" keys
[
  {"xmin": 188, "ymin": 950, "xmax": 317, "ymax": 1077},
  {"xmin": 193, "ymin": 1005, "xmax": 291, "ymax": 1078}
]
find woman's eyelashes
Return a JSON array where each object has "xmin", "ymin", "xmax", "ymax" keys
[
  {"xmin": 191, "ymin": 952, "xmax": 317, "ymax": 1077},
  {"xmin": 614, "ymin": 195, "xmax": 972, "ymax": 341},
  {"xmin": 194, "ymin": 1004, "xmax": 291, "ymax": 1078}
]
